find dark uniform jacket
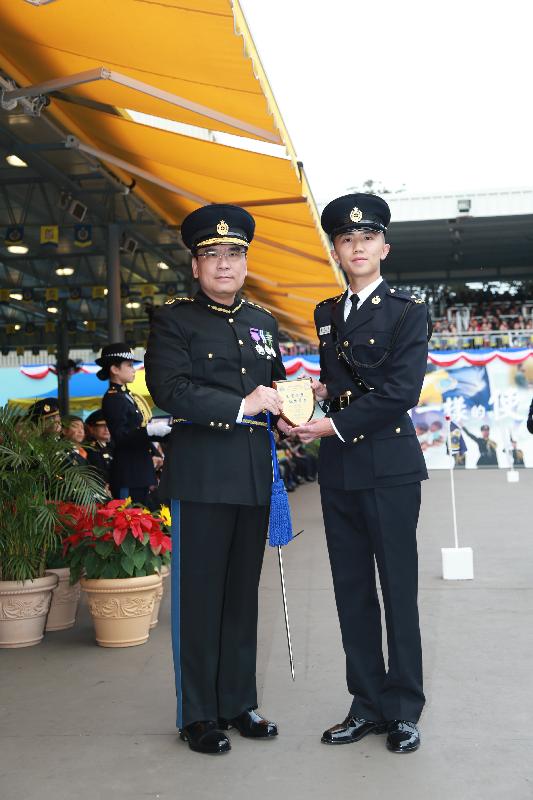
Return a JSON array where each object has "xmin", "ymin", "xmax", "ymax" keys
[
  {"xmin": 85, "ymin": 440, "xmax": 114, "ymax": 484},
  {"xmin": 102, "ymin": 383, "xmax": 156, "ymax": 490},
  {"xmin": 315, "ymin": 279, "xmax": 430, "ymax": 491},
  {"xmin": 527, "ymin": 398, "xmax": 533, "ymax": 434},
  {"xmin": 145, "ymin": 290, "xmax": 285, "ymax": 506}
]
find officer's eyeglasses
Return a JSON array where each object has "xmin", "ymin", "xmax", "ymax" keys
[{"xmin": 196, "ymin": 247, "xmax": 247, "ymax": 263}]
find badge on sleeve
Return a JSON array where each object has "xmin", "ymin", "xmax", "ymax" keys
[{"xmin": 319, "ymin": 325, "xmax": 331, "ymax": 335}]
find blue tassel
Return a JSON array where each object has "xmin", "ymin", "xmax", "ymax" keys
[
  {"xmin": 269, "ymin": 478, "xmax": 293, "ymax": 547},
  {"xmin": 266, "ymin": 411, "xmax": 293, "ymax": 547}
]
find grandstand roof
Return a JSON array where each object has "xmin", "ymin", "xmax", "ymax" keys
[{"xmin": 384, "ymin": 189, "xmax": 533, "ymax": 285}]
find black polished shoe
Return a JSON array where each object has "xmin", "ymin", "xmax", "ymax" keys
[
  {"xmin": 219, "ymin": 708, "xmax": 278, "ymax": 738},
  {"xmin": 321, "ymin": 715, "xmax": 388, "ymax": 745},
  {"xmin": 179, "ymin": 720, "xmax": 231, "ymax": 754},
  {"xmin": 386, "ymin": 720, "xmax": 420, "ymax": 753}
]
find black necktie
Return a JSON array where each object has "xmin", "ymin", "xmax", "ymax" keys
[{"xmin": 346, "ymin": 293, "xmax": 359, "ymax": 323}]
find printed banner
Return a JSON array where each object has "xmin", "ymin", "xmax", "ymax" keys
[
  {"xmin": 4, "ymin": 225, "xmax": 24, "ymax": 246},
  {"xmin": 40, "ymin": 225, "xmax": 59, "ymax": 246},
  {"xmin": 414, "ymin": 354, "xmax": 533, "ymax": 469},
  {"xmin": 73, "ymin": 224, "xmax": 92, "ymax": 248}
]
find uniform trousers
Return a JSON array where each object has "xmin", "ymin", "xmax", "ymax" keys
[
  {"xmin": 170, "ymin": 500, "xmax": 269, "ymax": 728},
  {"xmin": 116, "ymin": 486, "xmax": 150, "ymax": 505},
  {"xmin": 320, "ymin": 482, "xmax": 425, "ymax": 723}
]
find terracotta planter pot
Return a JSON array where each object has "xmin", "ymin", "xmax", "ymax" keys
[
  {"xmin": 150, "ymin": 564, "xmax": 170, "ymax": 629},
  {"xmin": 0, "ymin": 573, "xmax": 59, "ymax": 648},
  {"xmin": 81, "ymin": 573, "xmax": 162, "ymax": 647},
  {"xmin": 45, "ymin": 568, "xmax": 81, "ymax": 632}
]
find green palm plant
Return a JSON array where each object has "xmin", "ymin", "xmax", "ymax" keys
[{"xmin": 0, "ymin": 404, "xmax": 107, "ymax": 582}]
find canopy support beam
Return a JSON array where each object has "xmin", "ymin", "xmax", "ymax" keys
[
  {"xmin": 106, "ymin": 223, "xmax": 123, "ymax": 342},
  {"xmin": 67, "ymin": 137, "xmax": 208, "ymax": 206},
  {"xmin": 1, "ymin": 67, "xmax": 281, "ymax": 144},
  {"xmin": 65, "ymin": 138, "xmax": 330, "ymax": 266}
]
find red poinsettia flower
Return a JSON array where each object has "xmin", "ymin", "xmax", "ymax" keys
[
  {"xmin": 97, "ymin": 502, "xmax": 157, "ymax": 546},
  {"xmin": 149, "ymin": 526, "xmax": 172, "ymax": 555}
]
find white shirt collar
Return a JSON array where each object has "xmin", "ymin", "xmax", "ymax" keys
[{"xmin": 346, "ymin": 276, "xmax": 383, "ymax": 311}]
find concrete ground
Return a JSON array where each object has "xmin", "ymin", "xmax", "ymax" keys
[{"xmin": 1, "ymin": 469, "xmax": 532, "ymax": 800}]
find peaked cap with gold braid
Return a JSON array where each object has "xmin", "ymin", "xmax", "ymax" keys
[{"xmin": 180, "ymin": 204, "xmax": 255, "ymax": 252}]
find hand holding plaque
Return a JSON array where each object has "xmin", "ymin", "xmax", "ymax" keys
[{"xmin": 272, "ymin": 377, "xmax": 315, "ymax": 427}]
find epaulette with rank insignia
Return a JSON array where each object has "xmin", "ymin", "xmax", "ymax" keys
[
  {"xmin": 388, "ymin": 288, "xmax": 425, "ymax": 304},
  {"xmin": 316, "ymin": 293, "xmax": 343, "ymax": 309},
  {"xmin": 245, "ymin": 299, "xmax": 273, "ymax": 316},
  {"xmin": 165, "ymin": 296, "xmax": 195, "ymax": 306}
]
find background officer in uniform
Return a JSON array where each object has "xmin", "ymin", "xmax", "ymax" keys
[
  {"xmin": 145, "ymin": 204, "xmax": 289, "ymax": 756},
  {"xmin": 26, "ymin": 398, "xmax": 62, "ymax": 435},
  {"xmin": 96, "ymin": 344, "xmax": 170, "ymax": 504},
  {"xmin": 292, "ymin": 193, "xmax": 430, "ymax": 754},
  {"xmin": 84, "ymin": 409, "xmax": 114, "ymax": 487}
]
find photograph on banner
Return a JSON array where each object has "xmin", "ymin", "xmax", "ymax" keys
[{"xmin": 414, "ymin": 355, "xmax": 533, "ymax": 469}]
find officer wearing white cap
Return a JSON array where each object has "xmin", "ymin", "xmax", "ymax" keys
[
  {"xmin": 292, "ymin": 193, "xmax": 432, "ymax": 754},
  {"xmin": 96, "ymin": 343, "xmax": 170, "ymax": 504}
]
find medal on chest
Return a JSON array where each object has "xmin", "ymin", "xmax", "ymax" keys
[
  {"xmin": 249, "ymin": 327, "xmax": 275, "ymax": 357},
  {"xmin": 249, "ymin": 327, "xmax": 266, "ymax": 355}
]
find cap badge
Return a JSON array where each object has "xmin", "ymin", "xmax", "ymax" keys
[
  {"xmin": 349, "ymin": 207, "xmax": 363, "ymax": 223},
  {"xmin": 44, "ymin": 404, "xmax": 51, "ymax": 412},
  {"xmin": 371, "ymin": 296, "xmax": 381, "ymax": 305},
  {"xmin": 216, "ymin": 220, "xmax": 229, "ymax": 236}
]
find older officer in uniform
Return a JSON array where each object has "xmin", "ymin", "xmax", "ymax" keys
[
  {"xmin": 96, "ymin": 344, "xmax": 170, "ymax": 504},
  {"xmin": 292, "ymin": 194, "xmax": 431, "ymax": 754},
  {"xmin": 146, "ymin": 204, "xmax": 288, "ymax": 756}
]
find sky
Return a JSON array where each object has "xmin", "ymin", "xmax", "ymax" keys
[{"xmin": 240, "ymin": 0, "xmax": 533, "ymax": 205}]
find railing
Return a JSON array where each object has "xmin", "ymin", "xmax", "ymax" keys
[{"xmin": 430, "ymin": 330, "xmax": 533, "ymax": 350}]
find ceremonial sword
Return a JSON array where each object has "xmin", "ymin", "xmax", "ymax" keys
[{"xmin": 277, "ymin": 528, "xmax": 303, "ymax": 681}]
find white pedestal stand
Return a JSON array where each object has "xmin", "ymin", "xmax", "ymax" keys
[{"xmin": 441, "ymin": 419, "xmax": 474, "ymax": 581}]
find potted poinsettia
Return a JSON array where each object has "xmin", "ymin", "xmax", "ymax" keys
[
  {"xmin": 0, "ymin": 404, "xmax": 105, "ymax": 648},
  {"xmin": 63, "ymin": 498, "xmax": 171, "ymax": 648}
]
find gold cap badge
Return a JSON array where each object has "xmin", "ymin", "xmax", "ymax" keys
[
  {"xmin": 349, "ymin": 207, "xmax": 363, "ymax": 223},
  {"xmin": 44, "ymin": 404, "xmax": 50, "ymax": 412},
  {"xmin": 371, "ymin": 295, "xmax": 381, "ymax": 305},
  {"xmin": 216, "ymin": 220, "xmax": 229, "ymax": 236}
]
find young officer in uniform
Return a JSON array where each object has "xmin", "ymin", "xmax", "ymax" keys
[
  {"xmin": 145, "ymin": 204, "xmax": 289, "ymax": 756},
  {"xmin": 292, "ymin": 194, "xmax": 431, "ymax": 754},
  {"xmin": 84, "ymin": 409, "xmax": 114, "ymax": 487},
  {"xmin": 96, "ymin": 344, "xmax": 170, "ymax": 504}
]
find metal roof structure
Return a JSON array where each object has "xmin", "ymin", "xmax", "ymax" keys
[
  {"xmin": 0, "ymin": 0, "xmax": 343, "ymax": 366},
  {"xmin": 384, "ymin": 189, "xmax": 533, "ymax": 285}
]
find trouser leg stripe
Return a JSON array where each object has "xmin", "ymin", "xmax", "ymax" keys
[{"xmin": 170, "ymin": 499, "xmax": 183, "ymax": 729}]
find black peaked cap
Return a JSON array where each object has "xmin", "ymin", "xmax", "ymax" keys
[
  {"xmin": 27, "ymin": 397, "xmax": 60, "ymax": 420},
  {"xmin": 321, "ymin": 193, "xmax": 391, "ymax": 239},
  {"xmin": 85, "ymin": 409, "xmax": 107, "ymax": 426},
  {"xmin": 181, "ymin": 204, "xmax": 255, "ymax": 252}
]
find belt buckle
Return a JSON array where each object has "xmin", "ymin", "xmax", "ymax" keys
[{"xmin": 339, "ymin": 391, "xmax": 352, "ymax": 410}]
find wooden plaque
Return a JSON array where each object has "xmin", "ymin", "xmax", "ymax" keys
[{"xmin": 273, "ymin": 377, "xmax": 315, "ymax": 427}]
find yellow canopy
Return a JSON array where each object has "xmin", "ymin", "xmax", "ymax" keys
[{"xmin": 0, "ymin": 0, "xmax": 344, "ymax": 339}]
